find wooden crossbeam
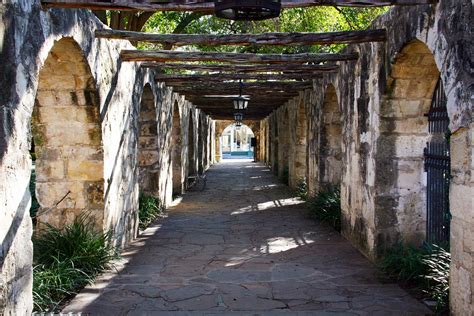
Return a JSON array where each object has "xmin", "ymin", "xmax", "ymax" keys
[
  {"xmin": 143, "ymin": 62, "xmax": 338, "ymax": 73},
  {"xmin": 156, "ymin": 73, "xmax": 320, "ymax": 82},
  {"xmin": 168, "ymin": 81, "xmax": 313, "ymax": 90},
  {"xmin": 96, "ymin": 29, "xmax": 386, "ymax": 47},
  {"xmin": 121, "ymin": 50, "xmax": 358, "ymax": 64},
  {"xmin": 42, "ymin": 0, "xmax": 438, "ymax": 12}
]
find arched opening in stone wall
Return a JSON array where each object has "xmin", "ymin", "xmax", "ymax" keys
[
  {"xmin": 319, "ymin": 84, "xmax": 342, "ymax": 189},
  {"xmin": 138, "ymin": 84, "xmax": 159, "ymax": 197},
  {"xmin": 278, "ymin": 108, "xmax": 290, "ymax": 184},
  {"xmin": 377, "ymin": 39, "xmax": 447, "ymax": 247},
  {"xmin": 291, "ymin": 98, "xmax": 308, "ymax": 188},
  {"xmin": 220, "ymin": 123, "xmax": 255, "ymax": 160},
  {"xmin": 188, "ymin": 111, "xmax": 196, "ymax": 177},
  {"xmin": 171, "ymin": 101, "xmax": 183, "ymax": 196},
  {"xmin": 31, "ymin": 37, "xmax": 104, "ymax": 229},
  {"xmin": 198, "ymin": 116, "xmax": 204, "ymax": 174},
  {"xmin": 272, "ymin": 118, "xmax": 279, "ymax": 173}
]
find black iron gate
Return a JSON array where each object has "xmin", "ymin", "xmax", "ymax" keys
[{"xmin": 424, "ymin": 79, "xmax": 451, "ymax": 245}]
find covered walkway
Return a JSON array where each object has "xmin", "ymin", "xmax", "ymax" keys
[{"xmin": 64, "ymin": 160, "xmax": 429, "ymax": 314}]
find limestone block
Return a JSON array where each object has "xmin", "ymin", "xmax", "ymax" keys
[
  {"xmin": 139, "ymin": 151, "xmax": 159, "ymax": 167},
  {"xmin": 36, "ymin": 181, "xmax": 87, "ymax": 209},
  {"xmin": 451, "ymin": 128, "xmax": 469, "ymax": 172},
  {"xmin": 449, "ymin": 184, "xmax": 473, "ymax": 219},
  {"xmin": 35, "ymin": 90, "xmax": 58, "ymax": 107},
  {"xmin": 35, "ymin": 159, "xmax": 65, "ymax": 181},
  {"xmin": 86, "ymin": 181, "xmax": 105, "ymax": 208},
  {"xmin": 394, "ymin": 135, "xmax": 427, "ymax": 158},
  {"xmin": 67, "ymin": 160, "xmax": 103, "ymax": 181},
  {"xmin": 139, "ymin": 136, "xmax": 158, "ymax": 150}
]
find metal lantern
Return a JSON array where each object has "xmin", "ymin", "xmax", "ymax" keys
[
  {"xmin": 234, "ymin": 112, "xmax": 244, "ymax": 122},
  {"xmin": 233, "ymin": 79, "xmax": 250, "ymax": 110},
  {"xmin": 215, "ymin": 0, "xmax": 281, "ymax": 21},
  {"xmin": 235, "ymin": 121, "xmax": 242, "ymax": 127}
]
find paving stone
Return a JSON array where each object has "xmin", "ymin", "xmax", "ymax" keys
[{"xmin": 63, "ymin": 161, "xmax": 432, "ymax": 314}]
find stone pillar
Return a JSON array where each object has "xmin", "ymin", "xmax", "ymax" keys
[{"xmin": 449, "ymin": 125, "xmax": 474, "ymax": 314}]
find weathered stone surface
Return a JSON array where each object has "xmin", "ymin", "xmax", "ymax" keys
[{"xmin": 63, "ymin": 161, "xmax": 430, "ymax": 314}]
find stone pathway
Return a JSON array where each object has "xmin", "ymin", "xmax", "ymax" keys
[{"xmin": 64, "ymin": 160, "xmax": 431, "ymax": 315}]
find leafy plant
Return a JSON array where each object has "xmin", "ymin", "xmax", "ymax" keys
[
  {"xmin": 33, "ymin": 258, "xmax": 92, "ymax": 312},
  {"xmin": 139, "ymin": 194, "xmax": 163, "ymax": 229},
  {"xmin": 423, "ymin": 245, "xmax": 450, "ymax": 312},
  {"xmin": 295, "ymin": 178, "xmax": 308, "ymax": 200},
  {"xmin": 378, "ymin": 243, "xmax": 429, "ymax": 284},
  {"xmin": 306, "ymin": 186, "xmax": 341, "ymax": 231},
  {"xmin": 32, "ymin": 215, "xmax": 117, "ymax": 312}
]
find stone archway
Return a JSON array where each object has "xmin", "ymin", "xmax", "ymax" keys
[
  {"xmin": 278, "ymin": 108, "xmax": 290, "ymax": 183},
  {"xmin": 32, "ymin": 37, "xmax": 104, "ymax": 229},
  {"xmin": 138, "ymin": 84, "xmax": 159, "ymax": 197},
  {"xmin": 290, "ymin": 97, "xmax": 308, "ymax": 188},
  {"xmin": 319, "ymin": 84, "xmax": 342, "ymax": 189},
  {"xmin": 171, "ymin": 101, "xmax": 183, "ymax": 195},
  {"xmin": 188, "ymin": 110, "xmax": 196, "ymax": 177},
  {"xmin": 375, "ymin": 39, "xmax": 442, "ymax": 249}
]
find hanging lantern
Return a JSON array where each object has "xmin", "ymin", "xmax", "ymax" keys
[
  {"xmin": 215, "ymin": 0, "xmax": 281, "ymax": 21},
  {"xmin": 235, "ymin": 121, "xmax": 242, "ymax": 127},
  {"xmin": 233, "ymin": 95, "xmax": 249, "ymax": 110},
  {"xmin": 234, "ymin": 112, "xmax": 244, "ymax": 122},
  {"xmin": 233, "ymin": 79, "xmax": 250, "ymax": 110}
]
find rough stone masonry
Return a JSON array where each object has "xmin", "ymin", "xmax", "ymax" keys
[
  {"xmin": 261, "ymin": 1, "xmax": 473, "ymax": 314},
  {"xmin": 0, "ymin": 0, "xmax": 472, "ymax": 315}
]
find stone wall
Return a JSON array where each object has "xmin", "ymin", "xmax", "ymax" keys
[
  {"xmin": 262, "ymin": 1, "xmax": 472, "ymax": 313},
  {"xmin": 0, "ymin": 1, "xmax": 213, "ymax": 314}
]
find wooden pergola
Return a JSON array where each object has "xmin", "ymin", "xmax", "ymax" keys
[{"xmin": 42, "ymin": 0, "xmax": 437, "ymax": 120}]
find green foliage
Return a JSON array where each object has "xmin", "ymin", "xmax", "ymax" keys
[
  {"xmin": 29, "ymin": 169, "xmax": 40, "ymax": 220},
  {"xmin": 379, "ymin": 243, "xmax": 429, "ymax": 283},
  {"xmin": 32, "ymin": 215, "xmax": 116, "ymax": 312},
  {"xmin": 295, "ymin": 178, "xmax": 308, "ymax": 200},
  {"xmin": 139, "ymin": 194, "xmax": 163, "ymax": 230},
  {"xmin": 379, "ymin": 243, "xmax": 450, "ymax": 313},
  {"xmin": 33, "ymin": 258, "xmax": 92, "ymax": 312},
  {"xmin": 307, "ymin": 186, "xmax": 341, "ymax": 231},
  {"xmin": 140, "ymin": 7, "xmax": 389, "ymax": 53},
  {"xmin": 423, "ymin": 245, "xmax": 451, "ymax": 312}
]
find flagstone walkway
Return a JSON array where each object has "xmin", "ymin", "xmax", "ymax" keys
[{"xmin": 64, "ymin": 160, "xmax": 430, "ymax": 315}]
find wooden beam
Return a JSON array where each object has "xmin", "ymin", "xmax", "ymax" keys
[
  {"xmin": 96, "ymin": 29, "xmax": 386, "ymax": 46},
  {"xmin": 143, "ymin": 62, "xmax": 338, "ymax": 73},
  {"xmin": 121, "ymin": 50, "xmax": 358, "ymax": 64},
  {"xmin": 156, "ymin": 73, "xmax": 320, "ymax": 82},
  {"xmin": 42, "ymin": 0, "xmax": 437, "ymax": 12},
  {"xmin": 168, "ymin": 81, "xmax": 313, "ymax": 91}
]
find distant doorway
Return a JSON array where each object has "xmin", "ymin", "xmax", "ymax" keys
[{"xmin": 221, "ymin": 124, "xmax": 255, "ymax": 160}]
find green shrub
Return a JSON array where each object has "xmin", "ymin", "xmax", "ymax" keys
[
  {"xmin": 32, "ymin": 215, "xmax": 117, "ymax": 312},
  {"xmin": 139, "ymin": 194, "xmax": 162, "ymax": 230},
  {"xmin": 33, "ymin": 257, "xmax": 92, "ymax": 312},
  {"xmin": 423, "ymin": 245, "xmax": 450, "ymax": 312},
  {"xmin": 306, "ymin": 186, "xmax": 341, "ymax": 231},
  {"xmin": 295, "ymin": 178, "xmax": 308, "ymax": 200},
  {"xmin": 378, "ymin": 243, "xmax": 429, "ymax": 283},
  {"xmin": 379, "ymin": 243, "xmax": 450, "ymax": 313}
]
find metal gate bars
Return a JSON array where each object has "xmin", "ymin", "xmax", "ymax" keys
[{"xmin": 424, "ymin": 79, "xmax": 451, "ymax": 245}]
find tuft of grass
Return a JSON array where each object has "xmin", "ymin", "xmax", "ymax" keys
[
  {"xmin": 32, "ymin": 215, "xmax": 117, "ymax": 312},
  {"xmin": 423, "ymin": 245, "xmax": 450, "ymax": 312},
  {"xmin": 139, "ymin": 193, "xmax": 163, "ymax": 230},
  {"xmin": 33, "ymin": 258, "xmax": 92, "ymax": 312},
  {"xmin": 379, "ymin": 243, "xmax": 450, "ymax": 313},
  {"xmin": 306, "ymin": 186, "xmax": 341, "ymax": 231},
  {"xmin": 378, "ymin": 243, "xmax": 429, "ymax": 283}
]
